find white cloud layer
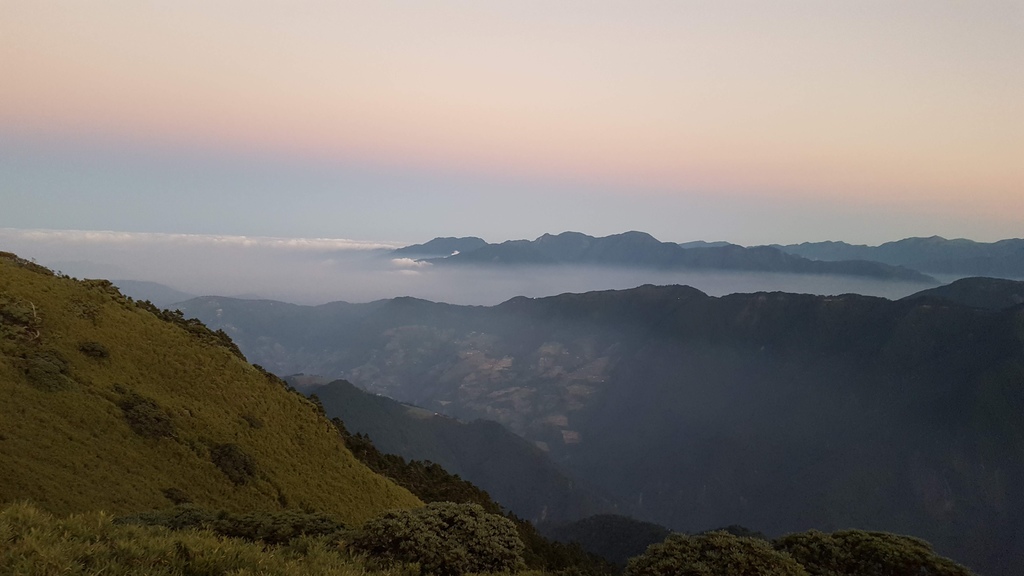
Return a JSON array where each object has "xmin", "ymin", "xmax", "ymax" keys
[
  {"xmin": 0, "ymin": 227, "xmax": 940, "ymax": 307},
  {"xmin": 390, "ymin": 257, "xmax": 432, "ymax": 269},
  {"xmin": 1, "ymin": 228, "xmax": 399, "ymax": 251}
]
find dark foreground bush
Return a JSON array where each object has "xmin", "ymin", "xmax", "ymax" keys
[
  {"xmin": 3, "ymin": 503, "xmax": 357, "ymax": 575},
  {"xmin": 24, "ymin": 349, "xmax": 74, "ymax": 392},
  {"xmin": 209, "ymin": 443, "xmax": 257, "ymax": 485},
  {"xmin": 351, "ymin": 502, "xmax": 524, "ymax": 576},
  {"xmin": 117, "ymin": 505, "xmax": 348, "ymax": 545},
  {"xmin": 625, "ymin": 531, "xmax": 808, "ymax": 576},
  {"xmin": 78, "ymin": 340, "xmax": 110, "ymax": 358},
  {"xmin": 118, "ymin": 393, "xmax": 176, "ymax": 439},
  {"xmin": 774, "ymin": 529, "xmax": 976, "ymax": 576}
]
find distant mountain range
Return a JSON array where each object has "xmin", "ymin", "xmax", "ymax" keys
[
  {"xmin": 775, "ymin": 236, "xmax": 1024, "ymax": 278},
  {"xmin": 394, "ymin": 231, "xmax": 937, "ymax": 283},
  {"xmin": 178, "ymin": 279, "xmax": 1024, "ymax": 576},
  {"xmin": 112, "ymin": 279, "xmax": 196, "ymax": 308}
]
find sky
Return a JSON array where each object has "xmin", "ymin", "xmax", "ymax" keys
[{"xmin": 2, "ymin": 1, "xmax": 1022, "ymax": 248}]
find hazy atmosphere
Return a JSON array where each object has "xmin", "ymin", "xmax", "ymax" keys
[
  {"xmin": 3, "ymin": 1, "xmax": 1022, "ymax": 247},
  {"xmin": 3, "ymin": 4, "xmax": 1024, "ymax": 575},
  {"xmin": 0, "ymin": 228, "xmax": 945, "ymax": 305}
]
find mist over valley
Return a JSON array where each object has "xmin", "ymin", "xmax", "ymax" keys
[{"xmin": 1, "ymin": 228, "xmax": 953, "ymax": 307}]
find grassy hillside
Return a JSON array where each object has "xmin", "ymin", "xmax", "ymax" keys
[
  {"xmin": 0, "ymin": 252, "xmax": 420, "ymax": 523},
  {"xmin": 0, "ymin": 502, "xmax": 383, "ymax": 576}
]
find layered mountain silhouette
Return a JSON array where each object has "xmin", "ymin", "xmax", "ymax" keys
[
  {"xmin": 393, "ymin": 236, "xmax": 489, "ymax": 258},
  {"xmin": 179, "ymin": 282, "xmax": 1024, "ymax": 576},
  {"xmin": 112, "ymin": 279, "xmax": 196, "ymax": 308},
  {"xmin": 776, "ymin": 236, "xmax": 1024, "ymax": 278},
  {"xmin": 394, "ymin": 231, "xmax": 937, "ymax": 282},
  {"xmin": 902, "ymin": 277, "xmax": 1024, "ymax": 310}
]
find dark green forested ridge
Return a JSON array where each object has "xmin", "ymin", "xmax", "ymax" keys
[{"xmin": 300, "ymin": 377, "xmax": 614, "ymax": 525}]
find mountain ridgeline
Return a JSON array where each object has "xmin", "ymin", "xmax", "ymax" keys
[
  {"xmin": 396, "ymin": 231, "xmax": 937, "ymax": 282},
  {"xmin": 776, "ymin": 236, "xmax": 1024, "ymax": 278},
  {"xmin": 178, "ymin": 281, "xmax": 1024, "ymax": 576}
]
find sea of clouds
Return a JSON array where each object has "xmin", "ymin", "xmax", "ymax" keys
[{"xmin": 1, "ymin": 228, "xmax": 940, "ymax": 307}]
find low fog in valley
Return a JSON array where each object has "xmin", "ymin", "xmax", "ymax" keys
[{"xmin": 1, "ymin": 228, "xmax": 940, "ymax": 306}]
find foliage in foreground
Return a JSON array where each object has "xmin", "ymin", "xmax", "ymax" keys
[
  {"xmin": 624, "ymin": 530, "xmax": 977, "ymax": 576},
  {"xmin": 336, "ymin": 417, "xmax": 612, "ymax": 575},
  {"xmin": 0, "ymin": 502, "xmax": 405, "ymax": 576},
  {"xmin": 775, "ymin": 529, "xmax": 976, "ymax": 576},
  {"xmin": 625, "ymin": 531, "xmax": 808, "ymax": 576},
  {"xmin": 351, "ymin": 502, "xmax": 525, "ymax": 576},
  {"xmin": 117, "ymin": 505, "xmax": 349, "ymax": 546}
]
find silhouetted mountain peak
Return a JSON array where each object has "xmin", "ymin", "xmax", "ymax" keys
[
  {"xmin": 904, "ymin": 277, "xmax": 1024, "ymax": 310},
  {"xmin": 392, "ymin": 236, "xmax": 488, "ymax": 257},
  {"xmin": 778, "ymin": 236, "xmax": 1024, "ymax": 277},
  {"xmin": 402, "ymin": 231, "xmax": 935, "ymax": 281}
]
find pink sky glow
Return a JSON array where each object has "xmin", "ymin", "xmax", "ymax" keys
[{"xmin": 1, "ymin": 1, "xmax": 1022, "ymax": 243}]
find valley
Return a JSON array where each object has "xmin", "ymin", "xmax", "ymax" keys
[{"xmin": 179, "ymin": 279, "xmax": 1024, "ymax": 576}]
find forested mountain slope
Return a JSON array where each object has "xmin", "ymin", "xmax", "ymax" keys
[
  {"xmin": 180, "ymin": 284, "xmax": 1024, "ymax": 575},
  {"xmin": 296, "ymin": 377, "xmax": 616, "ymax": 524}
]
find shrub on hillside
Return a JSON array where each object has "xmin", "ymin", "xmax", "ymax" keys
[
  {"xmin": 351, "ymin": 502, "xmax": 524, "ymax": 576},
  {"xmin": 4, "ymin": 502, "xmax": 358, "ymax": 575},
  {"xmin": 625, "ymin": 532, "xmax": 808, "ymax": 576},
  {"xmin": 161, "ymin": 487, "xmax": 191, "ymax": 505},
  {"xmin": 117, "ymin": 505, "xmax": 348, "ymax": 545},
  {"xmin": 210, "ymin": 443, "xmax": 257, "ymax": 485},
  {"xmin": 118, "ymin": 393, "xmax": 176, "ymax": 439},
  {"xmin": 24, "ymin": 349, "xmax": 74, "ymax": 391},
  {"xmin": 78, "ymin": 340, "xmax": 110, "ymax": 358},
  {"xmin": 774, "ymin": 529, "xmax": 976, "ymax": 576}
]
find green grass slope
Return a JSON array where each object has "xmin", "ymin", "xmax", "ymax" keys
[{"xmin": 0, "ymin": 252, "xmax": 420, "ymax": 523}]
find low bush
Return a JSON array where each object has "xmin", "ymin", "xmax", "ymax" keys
[
  {"xmin": 78, "ymin": 340, "xmax": 109, "ymax": 358},
  {"xmin": 625, "ymin": 531, "xmax": 807, "ymax": 576},
  {"xmin": 118, "ymin": 393, "xmax": 176, "ymax": 439},
  {"xmin": 117, "ymin": 505, "xmax": 348, "ymax": 545},
  {"xmin": 774, "ymin": 529, "xmax": 975, "ymax": 576},
  {"xmin": 352, "ymin": 502, "xmax": 524, "ymax": 576},
  {"xmin": 2, "ymin": 502, "xmax": 371, "ymax": 576},
  {"xmin": 210, "ymin": 443, "xmax": 257, "ymax": 485},
  {"xmin": 24, "ymin": 349, "xmax": 74, "ymax": 392}
]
